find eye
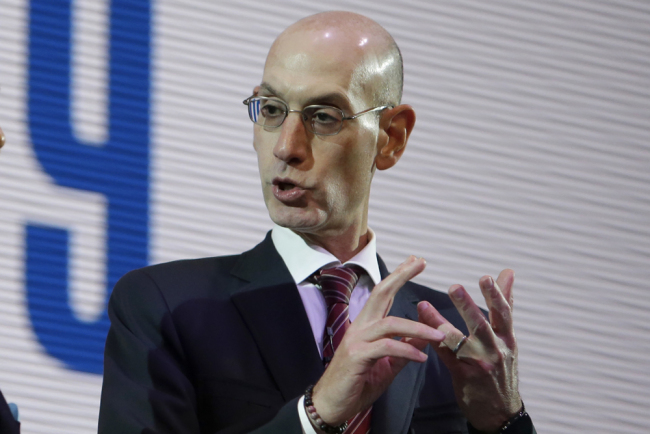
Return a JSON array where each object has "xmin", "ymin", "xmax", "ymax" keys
[
  {"xmin": 260, "ymin": 100, "xmax": 286, "ymax": 119},
  {"xmin": 311, "ymin": 107, "xmax": 342, "ymax": 125}
]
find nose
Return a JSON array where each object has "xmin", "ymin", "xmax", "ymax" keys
[{"xmin": 273, "ymin": 112, "xmax": 309, "ymax": 166}]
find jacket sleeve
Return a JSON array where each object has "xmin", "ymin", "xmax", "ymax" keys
[
  {"xmin": 467, "ymin": 409, "xmax": 536, "ymax": 434},
  {"xmin": 98, "ymin": 269, "xmax": 201, "ymax": 433},
  {"xmin": 98, "ymin": 269, "xmax": 303, "ymax": 434}
]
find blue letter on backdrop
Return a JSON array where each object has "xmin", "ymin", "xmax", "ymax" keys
[{"xmin": 27, "ymin": 0, "xmax": 150, "ymax": 374}]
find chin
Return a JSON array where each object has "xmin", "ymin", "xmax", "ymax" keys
[{"xmin": 267, "ymin": 203, "xmax": 327, "ymax": 233}]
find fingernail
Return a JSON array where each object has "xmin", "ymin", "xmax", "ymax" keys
[
  {"xmin": 450, "ymin": 285, "xmax": 464, "ymax": 300},
  {"xmin": 486, "ymin": 276, "xmax": 494, "ymax": 289},
  {"xmin": 418, "ymin": 301, "xmax": 433, "ymax": 316}
]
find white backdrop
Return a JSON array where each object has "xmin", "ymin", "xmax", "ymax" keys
[{"xmin": 0, "ymin": 0, "xmax": 649, "ymax": 432}]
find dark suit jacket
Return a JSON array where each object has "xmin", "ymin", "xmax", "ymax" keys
[{"xmin": 98, "ymin": 232, "xmax": 534, "ymax": 434}]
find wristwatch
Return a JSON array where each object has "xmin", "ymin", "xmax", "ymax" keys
[{"xmin": 467, "ymin": 405, "xmax": 533, "ymax": 434}]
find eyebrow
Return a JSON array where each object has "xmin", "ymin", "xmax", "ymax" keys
[
  {"xmin": 258, "ymin": 82, "xmax": 280, "ymax": 97},
  {"xmin": 258, "ymin": 82, "xmax": 352, "ymax": 112}
]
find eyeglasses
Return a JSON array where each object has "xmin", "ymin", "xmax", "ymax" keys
[{"xmin": 243, "ymin": 95, "xmax": 392, "ymax": 136}]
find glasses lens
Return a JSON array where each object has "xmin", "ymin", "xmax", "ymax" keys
[
  {"xmin": 249, "ymin": 97, "xmax": 286, "ymax": 127},
  {"xmin": 305, "ymin": 106, "xmax": 344, "ymax": 135}
]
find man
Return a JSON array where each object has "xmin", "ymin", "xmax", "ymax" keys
[{"xmin": 99, "ymin": 11, "xmax": 535, "ymax": 434}]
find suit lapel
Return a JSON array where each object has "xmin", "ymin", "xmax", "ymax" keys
[
  {"xmin": 229, "ymin": 232, "xmax": 324, "ymax": 401},
  {"xmin": 371, "ymin": 257, "xmax": 427, "ymax": 434},
  {"xmin": 228, "ymin": 239, "xmax": 425, "ymax": 431}
]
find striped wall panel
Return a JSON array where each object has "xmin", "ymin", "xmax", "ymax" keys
[{"xmin": 0, "ymin": 1, "xmax": 648, "ymax": 432}]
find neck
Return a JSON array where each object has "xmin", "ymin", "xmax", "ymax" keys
[{"xmin": 296, "ymin": 223, "xmax": 369, "ymax": 263}]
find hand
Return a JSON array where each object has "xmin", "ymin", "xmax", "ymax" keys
[
  {"xmin": 311, "ymin": 256, "xmax": 446, "ymax": 427},
  {"xmin": 418, "ymin": 269, "xmax": 522, "ymax": 433}
]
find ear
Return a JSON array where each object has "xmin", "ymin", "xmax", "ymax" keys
[{"xmin": 375, "ymin": 104, "xmax": 416, "ymax": 171}]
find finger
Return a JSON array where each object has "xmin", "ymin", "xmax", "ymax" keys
[
  {"xmin": 479, "ymin": 275, "xmax": 513, "ymax": 336},
  {"xmin": 357, "ymin": 256, "xmax": 426, "ymax": 322},
  {"xmin": 418, "ymin": 301, "xmax": 488, "ymax": 367},
  {"xmin": 429, "ymin": 338, "xmax": 463, "ymax": 369},
  {"xmin": 0, "ymin": 126, "xmax": 5, "ymax": 149},
  {"xmin": 416, "ymin": 300, "xmax": 450, "ymax": 329},
  {"xmin": 389, "ymin": 336, "xmax": 430, "ymax": 373},
  {"xmin": 402, "ymin": 335, "xmax": 429, "ymax": 352},
  {"xmin": 417, "ymin": 301, "xmax": 467, "ymax": 354},
  {"xmin": 362, "ymin": 337, "xmax": 428, "ymax": 364},
  {"xmin": 364, "ymin": 316, "xmax": 445, "ymax": 343},
  {"xmin": 448, "ymin": 285, "xmax": 495, "ymax": 344},
  {"xmin": 421, "ymin": 326, "xmax": 466, "ymax": 372},
  {"xmin": 496, "ymin": 269, "xmax": 515, "ymax": 308}
]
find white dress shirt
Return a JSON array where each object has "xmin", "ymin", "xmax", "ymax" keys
[{"xmin": 271, "ymin": 225, "xmax": 382, "ymax": 433}]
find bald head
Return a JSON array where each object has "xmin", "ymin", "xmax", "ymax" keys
[
  {"xmin": 253, "ymin": 12, "xmax": 416, "ymax": 246},
  {"xmin": 265, "ymin": 11, "xmax": 403, "ymax": 107}
]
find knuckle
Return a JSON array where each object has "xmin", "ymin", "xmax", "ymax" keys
[
  {"xmin": 494, "ymin": 348, "xmax": 506, "ymax": 364},
  {"xmin": 346, "ymin": 342, "xmax": 364, "ymax": 360},
  {"xmin": 383, "ymin": 338, "xmax": 400, "ymax": 353},
  {"xmin": 382, "ymin": 338, "xmax": 395, "ymax": 349},
  {"xmin": 473, "ymin": 319, "xmax": 491, "ymax": 335},
  {"xmin": 485, "ymin": 344, "xmax": 510, "ymax": 366},
  {"xmin": 497, "ymin": 307, "xmax": 511, "ymax": 324}
]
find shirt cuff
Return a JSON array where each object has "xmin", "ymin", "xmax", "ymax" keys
[{"xmin": 298, "ymin": 395, "xmax": 319, "ymax": 434}]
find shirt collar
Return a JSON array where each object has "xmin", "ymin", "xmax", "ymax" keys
[{"xmin": 271, "ymin": 224, "xmax": 381, "ymax": 287}]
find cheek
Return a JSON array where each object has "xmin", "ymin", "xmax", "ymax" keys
[
  {"xmin": 343, "ymin": 137, "xmax": 376, "ymax": 180},
  {"xmin": 324, "ymin": 149, "xmax": 374, "ymax": 207},
  {"xmin": 253, "ymin": 135, "xmax": 272, "ymax": 169},
  {"xmin": 253, "ymin": 131, "xmax": 264, "ymax": 155}
]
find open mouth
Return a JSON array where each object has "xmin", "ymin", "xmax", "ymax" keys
[
  {"xmin": 272, "ymin": 178, "xmax": 306, "ymax": 203},
  {"xmin": 278, "ymin": 182, "xmax": 296, "ymax": 191}
]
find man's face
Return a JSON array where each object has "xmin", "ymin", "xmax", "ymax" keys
[{"xmin": 254, "ymin": 30, "xmax": 381, "ymax": 237}]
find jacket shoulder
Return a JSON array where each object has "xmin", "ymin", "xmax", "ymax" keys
[
  {"xmin": 112, "ymin": 254, "xmax": 244, "ymax": 310},
  {"xmin": 138, "ymin": 254, "xmax": 240, "ymax": 283}
]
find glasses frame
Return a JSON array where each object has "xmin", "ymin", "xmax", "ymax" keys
[{"xmin": 243, "ymin": 95, "xmax": 393, "ymax": 136}]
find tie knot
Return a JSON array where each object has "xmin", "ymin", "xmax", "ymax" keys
[{"xmin": 315, "ymin": 266, "xmax": 362, "ymax": 308}]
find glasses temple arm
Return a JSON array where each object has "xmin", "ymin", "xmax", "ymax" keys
[{"xmin": 344, "ymin": 105, "xmax": 393, "ymax": 120}]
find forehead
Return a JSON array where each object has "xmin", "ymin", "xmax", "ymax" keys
[{"xmin": 262, "ymin": 30, "xmax": 375, "ymax": 109}]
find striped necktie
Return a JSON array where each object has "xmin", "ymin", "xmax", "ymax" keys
[{"xmin": 315, "ymin": 266, "xmax": 372, "ymax": 434}]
